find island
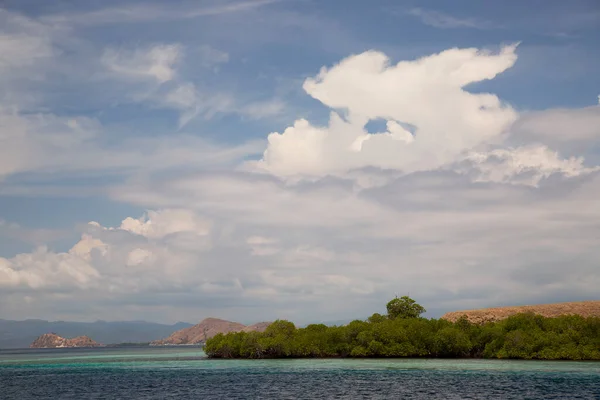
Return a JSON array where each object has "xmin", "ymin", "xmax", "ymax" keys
[
  {"xmin": 204, "ymin": 297, "xmax": 600, "ymax": 360},
  {"xmin": 30, "ymin": 333, "xmax": 102, "ymax": 348}
]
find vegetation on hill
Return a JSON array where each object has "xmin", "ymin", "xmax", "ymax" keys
[
  {"xmin": 205, "ymin": 296, "xmax": 600, "ymax": 360},
  {"xmin": 442, "ymin": 300, "xmax": 600, "ymax": 323}
]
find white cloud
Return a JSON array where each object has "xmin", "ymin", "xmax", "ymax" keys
[
  {"xmin": 164, "ymin": 83, "xmax": 198, "ymax": 109},
  {"xmin": 0, "ymin": 110, "xmax": 98, "ymax": 178},
  {"xmin": 159, "ymin": 84, "xmax": 281, "ymax": 126},
  {"xmin": 100, "ymin": 42, "xmax": 233, "ymax": 127},
  {"xmin": 113, "ymin": 172, "xmax": 396, "ymax": 229},
  {"xmin": 0, "ymin": 246, "xmax": 101, "ymax": 290},
  {"xmin": 161, "ymin": 83, "xmax": 235, "ymax": 127},
  {"xmin": 0, "ymin": 34, "xmax": 54, "ymax": 71},
  {"xmin": 42, "ymin": 0, "xmax": 280, "ymax": 26},
  {"xmin": 284, "ymin": 245, "xmax": 335, "ymax": 264},
  {"xmin": 252, "ymin": 44, "xmax": 519, "ymax": 177},
  {"xmin": 102, "ymin": 44, "xmax": 181, "ymax": 83},
  {"xmin": 0, "ymin": 209, "xmax": 212, "ymax": 292},
  {"xmin": 0, "ymin": 108, "xmax": 262, "ymax": 181},
  {"xmin": 407, "ymin": 8, "xmax": 493, "ymax": 29},
  {"xmin": 510, "ymin": 105, "xmax": 600, "ymax": 142},
  {"xmin": 126, "ymin": 248, "xmax": 155, "ymax": 267},
  {"xmin": 0, "ymin": 10, "xmax": 58, "ymax": 72},
  {"xmin": 240, "ymin": 98, "xmax": 286, "ymax": 120},
  {"xmin": 164, "ymin": 83, "xmax": 202, "ymax": 127},
  {"xmin": 0, "ymin": 7, "xmax": 277, "ymax": 132},
  {"xmin": 246, "ymin": 236, "xmax": 280, "ymax": 256},
  {"xmin": 246, "ymin": 236, "xmax": 278, "ymax": 245},
  {"xmin": 69, "ymin": 234, "xmax": 108, "ymax": 261},
  {"xmin": 117, "ymin": 209, "xmax": 211, "ymax": 239},
  {"xmin": 196, "ymin": 45, "xmax": 230, "ymax": 68},
  {"xmin": 0, "ymin": 10, "xmax": 72, "ymax": 109},
  {"xmin": 461, "ymin": 145, "xmax": 599, "ymax": 186},
  {"xmin": 4, "ymin": 166, "xmax": 600, "ymax": 322}
]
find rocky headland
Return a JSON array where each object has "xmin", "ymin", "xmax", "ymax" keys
[
  {"xmin": 441, "ymin": 300, "xmax": 600, "ymax": 324},
  {"xmin": 151, "ymin": 318, "xmax": 271, "ymax": 345},
  {"xmin": 30, "ymin": 333, "xmax": 102, "ymax": 348}
]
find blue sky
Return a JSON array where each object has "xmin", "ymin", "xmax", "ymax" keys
[{"xmin": 0, "ymin": 0, "xmax": 599, "ymax": 324}]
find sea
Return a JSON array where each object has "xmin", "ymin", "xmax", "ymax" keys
[{"xmin": 1, "ymin": 347, "xmax": 599, "ymax": 399}]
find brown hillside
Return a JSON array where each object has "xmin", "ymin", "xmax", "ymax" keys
[
  {"xmin": 151, "ymin": 318, "xmax": 271, "ymax": 345},
  {"xmin": 441, "ymin": 300, "xmax": 600, "ymax": 324},
  {"xmin": 30, "ymin": 333, "xmax": 102, "ymax": 348}
]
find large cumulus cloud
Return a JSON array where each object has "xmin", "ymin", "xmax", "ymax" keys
[{"xmin": 254, "ymin": 45, "xmax": 520, "ymax": 176}]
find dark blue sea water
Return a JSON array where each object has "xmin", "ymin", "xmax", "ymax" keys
[{"xmin": 1, "ymin": 347, "xmax": 599, "ymax": 399}]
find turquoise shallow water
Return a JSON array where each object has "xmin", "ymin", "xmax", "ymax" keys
[{"xmin": 1, "ymin": 347, "xmax": 599, "ymax": 399}]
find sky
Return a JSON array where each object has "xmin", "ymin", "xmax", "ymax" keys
[{"xmin": 0, "ymin": 0, "xmax": 599, "ymax": 325}]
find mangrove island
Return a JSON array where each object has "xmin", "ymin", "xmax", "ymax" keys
[{"xmin": 205, "ymin": 296, "xmax": 600, "ymax": 360}]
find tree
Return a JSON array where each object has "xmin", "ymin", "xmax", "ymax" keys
[
  {"xmin": 433, "ymin": 327, "xmax": 472, "ymax": 357},
  {"xmin": 386, "ymin": 296, "xmax": 426, "ymax": 319},
  {"xmin": 264, "ymin": 320, "xmax": 296, "ymax": 338},
  {"xmin": 368, "ymin": 313, "xmax": 386, "ymax": 324}
]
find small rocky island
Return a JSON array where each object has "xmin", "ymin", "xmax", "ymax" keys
[{"xmin": 30, "ymin": 333, "xmax": 102, "ymax": 348}]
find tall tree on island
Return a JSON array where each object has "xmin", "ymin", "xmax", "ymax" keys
[{"xmin": 386, "ymin": 296, "xmax": 426, "ymax": 319}]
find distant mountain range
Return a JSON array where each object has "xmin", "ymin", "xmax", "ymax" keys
[
  {"xmin": 0, "ymin": 319, "xmax": 193, "ymax": 349},
  {"xmin": 0, "ymin": 317, "xmax": 359, "ymax": 349}
]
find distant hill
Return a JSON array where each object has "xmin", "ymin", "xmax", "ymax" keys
[
  {"xmin": 441, "ymin": 300, "xmax": 600, "ymax": 324},
  {"xmin": 30, "ymin": 333, "xmax": 102, "ymax": 348},
  {"xmin": 303, "ymin": 319, "xmax": 356, "ymax": 327},
  {"xmin": 0, "ymin": 319, "xmax": 193, "ymax": 349},
  {"xmin": 242, "ymin": 322, "xmax": 272, "ymax": 332},
  {"xmin": 151, "ymin": 318, "xmax": 271, "ymax": 345}
]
